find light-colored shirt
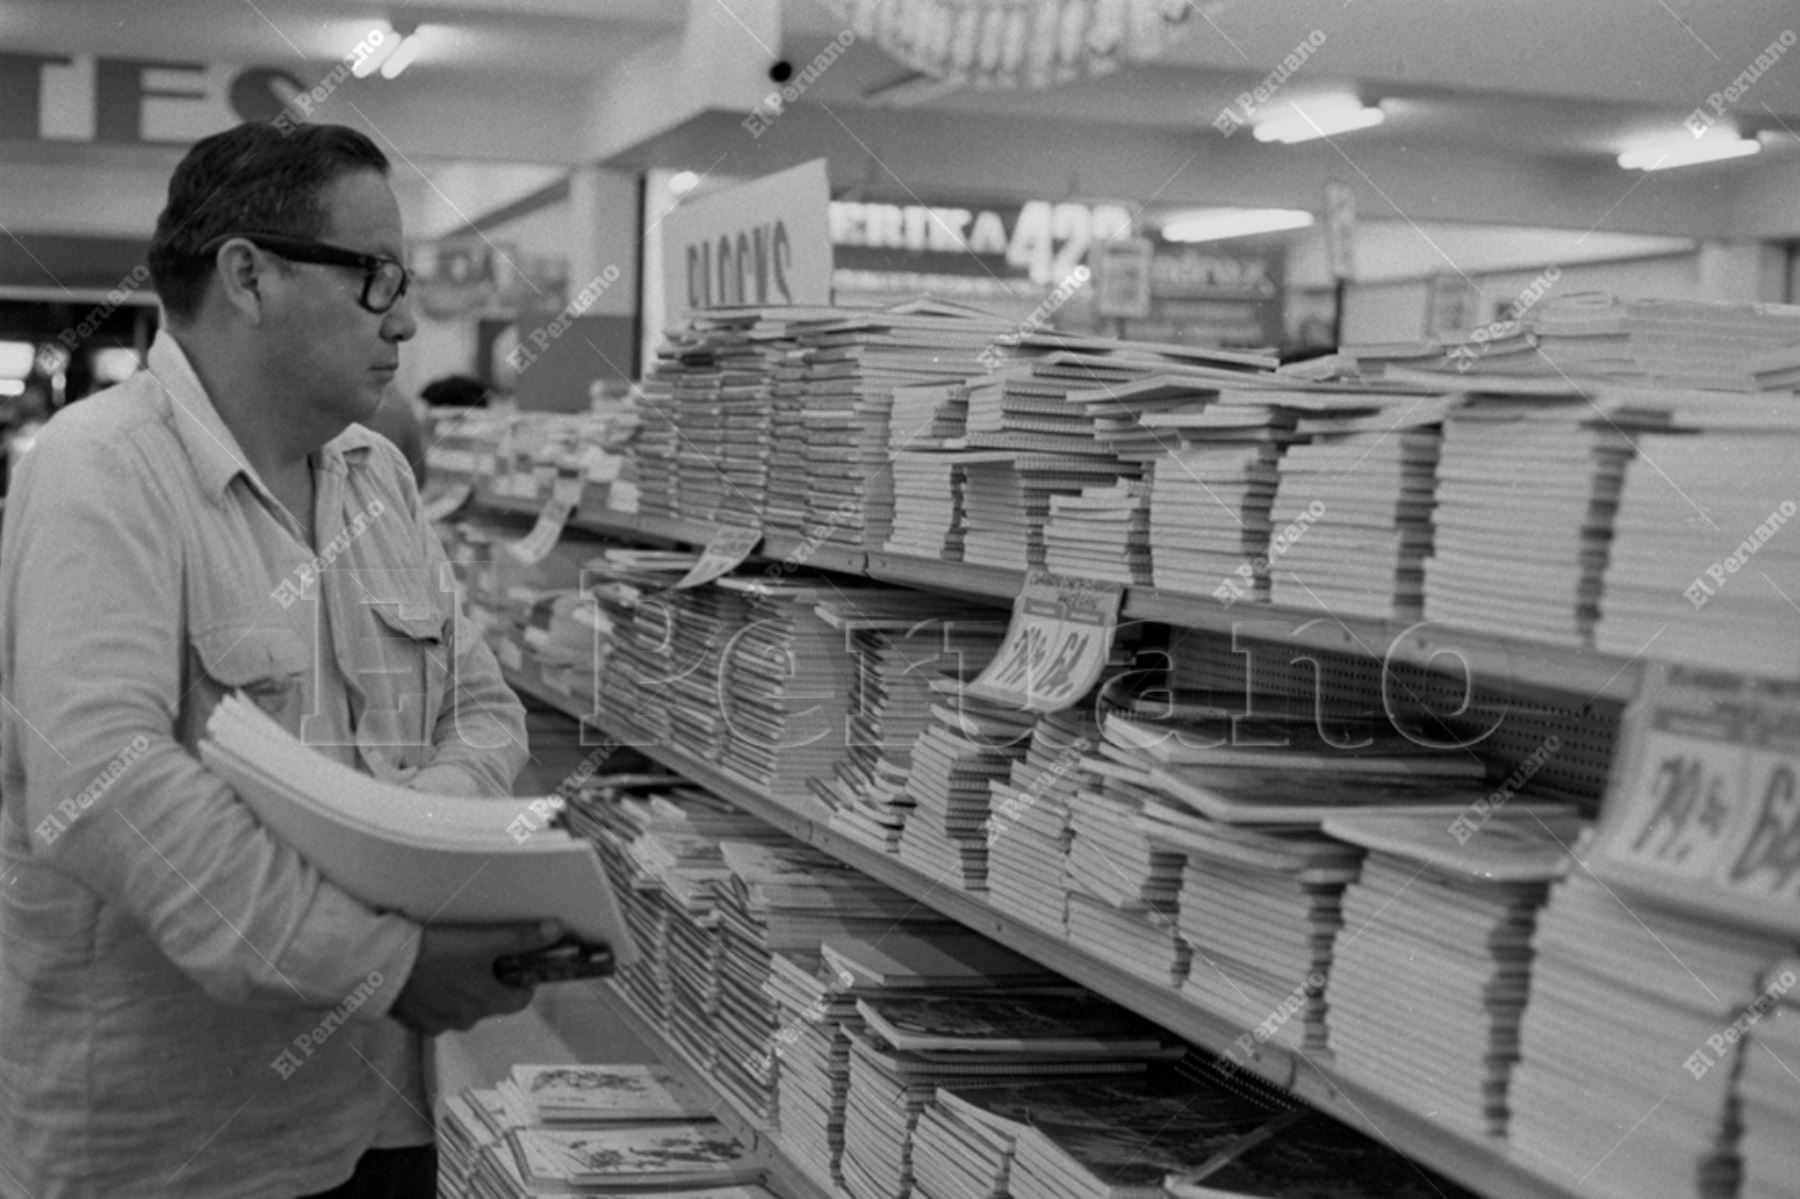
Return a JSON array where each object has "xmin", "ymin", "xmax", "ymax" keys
[{"xmin": 0, "ymin": 331, "xmax": 528, "ymax": 1197}]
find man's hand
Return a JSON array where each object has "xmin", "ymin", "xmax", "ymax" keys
[{"xmin": 390, "ymin": 920, "xmax": 564, "ymax": 1036}]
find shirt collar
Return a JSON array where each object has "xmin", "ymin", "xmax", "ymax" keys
[{"xmin": 149, "ymin": 330, "xmax": 381, "ymax": 502}]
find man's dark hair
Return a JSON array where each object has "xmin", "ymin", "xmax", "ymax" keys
[{"xmin": 147, "ymin": 121, "xmax": 390, "ymax": 322}]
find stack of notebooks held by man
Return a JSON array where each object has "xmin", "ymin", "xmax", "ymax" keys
[
  {"xmin": 199, "ymin": 695, "xmax": 633, "ymax": 956},
  {"xmin": 439, "ymin": 1062, "xmax": 767, "ymax": 1198}
]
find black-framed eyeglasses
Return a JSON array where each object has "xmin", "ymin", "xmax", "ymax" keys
[{"xmin": 202, "ymin": 233, "xmax": 411, "ymax": 314}]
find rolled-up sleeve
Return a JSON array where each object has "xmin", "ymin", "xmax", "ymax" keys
[{"xmin": 3, "ymin": 431, "xmax": 419, "ymax": 1019}]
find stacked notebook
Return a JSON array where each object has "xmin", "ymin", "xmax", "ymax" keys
[
  {"xmin": 1529, "ymin": 293, "xmax": 1800, "ymax": 392},
  {"xmin": 709, "ymin": 838, "xmax": 927, "ymax": 1121},
  {"xmin": 811, "ymin": 593, "xmax": 1006, "ymax": 851},
  {"xmin": 894, "ymin": 682, "xmax": 1039, "ymax": 889},
  {"xmin": 987, "ymin": 710, "xmax": 1102, "ymax": 937},
  {"xmin": 1062, "ymin": 745, "xmax": 1192, "ymax": 988},
  {"xmin": 1266, "ymin": 416, "xmax": 1444, "ymax": 620},
  {"xmin": 1043, "ymin": 478, "xmax": 1152, "ymax": 585},
  {"xmin": 1146, "ymin": 418, "xmax": 1292, "ymax": 603},
  {"xmin": 838, "ymin": 998, "xmax": 1172, "ymax": 1199},
  {"xmin": 1324, "ymin": 811, "xmax": 1581, "ymax": 1136},
  {"xmin": 1423, "ymin": 390, "xmax": 1635, "ymax": 646},
  {"xmin": 960, "ymin": 453, "xmax": 1130, "ymax": 572},
  {"xmin": 439, "ymin": 1064, "xmax": 768, "ymax": 1199},
  {"xmin": 1509, "ymin": 872, "xmax": 1788, "ymax": 1199},
  {"xmin": 712, "ymin": 580, "xmax": 863, "ymax": 802},
  {"xmin": 1596, "ymin": 425, "xmax": 1800, "ymax": 676},
  {"xmin": 1739, "ymin": 957, "xmax": 1800, "ymax": 1199},
  {"xmin": 783, "ymin": 304, "xmax": 1016, "ymax": 553}
]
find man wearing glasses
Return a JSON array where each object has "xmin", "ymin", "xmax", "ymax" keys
[{"xmin": 0, "ymin": 122, "xmax": 559, "ymax": 1197}]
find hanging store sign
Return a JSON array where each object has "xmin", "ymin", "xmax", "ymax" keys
[
  {"xmin": 830, "ymin": 198, "xmax": 1133, "ymax": 287},
  {"xmin": 661, "ymin": 158, "xmax": 833, "ymax": 322},
  {"xmin": 0, "ymin": 52, "xmax": 305, "ymax": 143}
]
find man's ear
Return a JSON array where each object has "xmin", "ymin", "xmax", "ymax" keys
[{"xmin": 212, "ymin": 238, "xmax": 269, "ymax": 324}]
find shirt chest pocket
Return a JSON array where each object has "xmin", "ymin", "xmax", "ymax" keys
[
  {"xmin": 354, "ymin": 595, "xmax": 452, "ymax": 756},
  {"xmin": 188, "ymin": 625, "xmax": 309, "ymax": 738}
]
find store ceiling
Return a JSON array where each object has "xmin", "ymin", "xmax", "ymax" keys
[{"xmin": 7, "ymin": 0, "xmax": 1799, "ymax": 169}]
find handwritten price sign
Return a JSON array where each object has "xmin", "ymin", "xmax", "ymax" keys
[
  {"xmin": 674, "ymin": 527, "xmax": 763, "ymax": 590},
  {"xmin": 1594, "ymin": 665, "xmax": 1800, "ymax": 934},
  {"xmin": 505, "ymin": 497, "xmax": 576, "ymax": 565},
  {"xmin": 965, "ymin": 571, "xmax": 1124, "ymax": 713}
]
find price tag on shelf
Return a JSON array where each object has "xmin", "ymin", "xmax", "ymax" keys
[
  {"xmin": 673, "ymin": 527, "xmax": 763, "ymax": 590},
  {"xmin": 964, "ymin": 570, "xmax": 1124, "ymax": 713},
  {"xmin": 421, "ymin": 481, "xmax": 474, "ymax": 524},
  {"xmin": 1592, "ymin": 664, "xmax": 1800, "ymax": 935},
  {"xmin": 505, "ymin": 497, "xmax": 576, "ymax": 565}
]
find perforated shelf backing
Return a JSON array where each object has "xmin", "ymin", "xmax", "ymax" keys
[{"xmin": 1164, "ymin": 623, "xmax": 1623, "ymax": 811}]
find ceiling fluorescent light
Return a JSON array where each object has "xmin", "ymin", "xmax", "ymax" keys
[
  {"xmin": 1618, "ymin": 135, "xmax": 1760, "ymax": 171},
  {"xmin": 1162, "ymin": 208, "xmax": 1315, "ymax": 243},
  {"xmin": 1253, "ymin": 102, "xmax": 1385, "ymax": 144},
  {"xmin": 351, "ymin": 26, "xmax": 399, "ymax": 77},
  {"xmin": 379, "ymin": 29, "xmax": 425, "ymax": 79}
]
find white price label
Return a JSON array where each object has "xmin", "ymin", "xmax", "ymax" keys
[
  {"xmin": 674, "ymin": 527, "xmax": 763, "ymax": 590},
  {"xmin": 965, "ymin": 571, "xmax": 1123, "ymax": 713},
  {"xmin": 505, "ymin": 498, "xmax": 576, "ymax": 565},
  {"xmin": 1594, "ymin": 667, "xmax": 1800, "ymax": 935}
]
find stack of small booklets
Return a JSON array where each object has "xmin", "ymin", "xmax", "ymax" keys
[
  {"xmin": 812, "ymin": 593, "xmax": 1006, "ymax": 850},
  {"xmin": 1042, "ymin": 478, "xmax": 1152, "ymax": 585},
  {"xmin": 885, "ymin": 378, "xmax": 974, "ymax": 562},
  {"xmin": 708, "ymin": 838, "xmax": 931, "ymax": 1121},
  {"xmin": 1264, "ymin": 393, "xmax": 1447, "ymax": 620},
  {"xmin": 1324, "ymin": 809, "xmax": 1581, "ymax": 1137},
  {"xmin": 838, "ymin": 994, "xmax": 1173, "ymax": 1199},
  {"xmin": 986, "ymin": 710, "xmax": 1102, "ymax": 937},
  {"xmin": 646, "ymin": 310, "xmax": 790, "ymax": 529},
  {"xmin": 1423, "ymin": 387, "xmax": 1636, "ymax": 646},
  {"xmin": 959, "ymin": 452, "xmax": 1129, "ymax": 572},
  {"xmin": 894, "ymin": 682, "xmax": 1039, "ymax": 889},
  {"xmin": 711, "ymin": 579, "xmax": 864, "ymax": 803},
  {"xmin": 1103, "ymin": 699, "xmax": 1505, "ymax": 1052},
  {"xmin": 1528, "ymin": 292, "xmax": 1800, "ymax": 392},
  {"xmin": 1062, "ymin": 740, "xmax": 1192, "ymax": 988},
  {"xmin": 779, "ymin": 303, "xmax": 1015, "ymax": 553},
  {"xmin": 1146, "ymin": 419, "xmax": 1292, "ymax": 603},
  {"xmin": 1738, "ymin": 956, "xmax": 1800, "ymax": 1199},
  {"xmin": 1509, "ymin": 872, "xmax": 1788, "ymax": 1199},
  {"xmin": 607, "ymin": 583, "xmax": 757, "ymax": 760},
  {"xmin": 1596, "ymin": 421, "xmax": 1800, "ymax": 676},
  {"xmin": 198, "ymin": 696, "xmax": 633, "ymax": 955},
  {"xmin": 562, "ymin": 775, "xmax": 711, "ymax": 1019},
  {"xmin": 765, "ymin": 929, "xmax": 1061, "ymax": 1193},
  {"xmin": 439, "ymin": 1063, "xmax": 768, "ymax": 1199}
]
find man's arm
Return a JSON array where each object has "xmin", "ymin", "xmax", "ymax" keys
[{"xmin": 2, "ymin": 430, "xmax": 418, "ymax": 1016}]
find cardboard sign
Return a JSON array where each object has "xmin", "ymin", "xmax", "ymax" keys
[
  {"xmin": 1592, "ymin": 665, "xmax": 1800, "ymax": 937},
  {"xmin": 673, "ymin": 527, "xmax": 764, "ymax": 590},
  {"xmin": 965, "ymin": 571, "xmax": 1124, "ymax": 713},
  {"xmin": 505, "ymin": 497, "xmax": 576, "ymax": 565},
  {"xmin": 661, "ymin": 159, "xmax": 833, "ymax": 325}
]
